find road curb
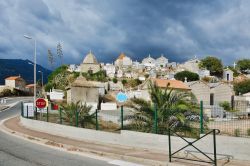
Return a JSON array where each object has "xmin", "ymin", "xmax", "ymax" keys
[{"xmin": 0, "ymin": 116, "xmax": 176, "ymax": 166}]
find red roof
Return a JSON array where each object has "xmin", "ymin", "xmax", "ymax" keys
[
  {"xmin": 153, "ymin": 79, "xmax": 191, "ymax": 90},
  {"xmin": 26, "ymin": 84, "xmax": 35, "ymax": 88},
  {"xmin": 5, "ymin": 76, "xmax": 20, "ymax": 80}
]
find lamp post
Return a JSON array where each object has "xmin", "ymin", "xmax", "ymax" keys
[
  {"xmin": 24, "ymin": 35, "xmax": 36, "ymax": 107},
  {"xmin": 38, "ymin": 71, "xmax": 43, "ymax": 88}
]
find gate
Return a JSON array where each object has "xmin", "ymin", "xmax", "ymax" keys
[{"xmin": 168, "ymin": 129, "xmax": 220, "ymax": 166}]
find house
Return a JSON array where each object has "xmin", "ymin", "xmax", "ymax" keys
[
  {"xmin": 117, "ymin": 69, "xmax": 123, "ymax": 78},
  {"xmin": 179, "ymin": 58, "xmax": 200, "ymax": 73},
  {"xmin": 114, "ymin": 53, "xmax": 133, "ymax": 67},
  {"xmin": 5, "ymin": 76, "xmax": 26, "ymax": 90},
  {"xmin": 25, "ymin": 84, "xmax": 42, "ymax": 95},
  {"xmin": 198, "ymin": 69, "xmax": 210, "ymax": 78},
  {"xmin": 103, "ymin": 63, "xmax": 116, "ymax": 77},
  {"xmin": 186, "ymin": 81, "xmax": 234, "ymax": 106},
  {"xmin": 66, "ymin": 76, "xmax": 105, "ymax": 104},
  {"xmin": 138, "ymin": 78, "xmax": 191, "ymax": 101},
  {"xmin": 223, "ymin": 68, "xmax": 234, "ymax": 82},
  {"xmin": 155, "ymin": 54, "xmax": 168, "ymax": 67},
  {"xmin": 80, "ymin": 51, "xmax": 100, "ymax": 74},
  {"xmin": 142, "ymin": 54, "xmax": 156, "ymax": 68}
]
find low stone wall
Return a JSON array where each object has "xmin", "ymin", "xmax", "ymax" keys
[{"xmin": 20, "ymin": 117, "xmax": 250, "ymax": 160}]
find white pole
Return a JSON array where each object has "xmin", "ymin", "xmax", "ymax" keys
[{"xmin": 34, "ymin": 39, "xmax": 37, "ymax": 107}]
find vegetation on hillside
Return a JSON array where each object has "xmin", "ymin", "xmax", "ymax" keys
[
  {"xmin": 236, "ymin": 59, "xmax": 250, "ymax": 74},
  {"xmin": 82, "ymin": 70, "xmax": 107, "ymax": 82},
  {"xmin": 199, "ymin": 56, "xmax": 223, "ymax": 77},
  {"xmin": 234, "ymin": 79, "xmax": 250, "ymax": 95},
  {"xmin": 174, "ymin": 70, "xmax": 199, "ymax": 82}
]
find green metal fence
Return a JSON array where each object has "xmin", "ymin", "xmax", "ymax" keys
[{"xmin": 21, "ymin": 99, "xmax": 250, "ymax": 138}]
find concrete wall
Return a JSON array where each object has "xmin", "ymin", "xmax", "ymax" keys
[
  {"xmin": 80, "ymin": 64, "xmax": 100, "ymax": 73},
  {"xmin": 212, "ymin": 84, "xmax": 234, "ymax": 105},
  {"xmin": 5, "ymin": 80, "xmax": 15, "ymax": 88},
  {"xmin": 189, "ymin": 82, "xmax": 210, "ymax": 105},
  {"xmin": 20, "ymin": 117, "xmax": 250, "ymax": 160},
  {"xmin": 68, "ymin": 87, "xmax": 99, "ymax": 104}
]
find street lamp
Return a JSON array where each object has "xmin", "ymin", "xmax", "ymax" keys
[
  {"xmin": 38, "ymin": 71, "xmax": 43, "ymax": 88},
  {"xmin": 24, "ymin": 35, "xmax": 37, "ymax": 106}
]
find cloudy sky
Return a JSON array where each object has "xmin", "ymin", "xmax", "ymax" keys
[{"xmin": 1, "ymin": 0, "xmax": 250, "ymax": 69}]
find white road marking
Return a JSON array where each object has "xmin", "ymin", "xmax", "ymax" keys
[{"xmin": 108, "ymin": 160, "xmax": 144, "ymax": 166}]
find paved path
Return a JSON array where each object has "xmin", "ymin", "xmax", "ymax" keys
[{"xmin": 0, "ymin": 98, "xmax": 120, "ymax": 166}]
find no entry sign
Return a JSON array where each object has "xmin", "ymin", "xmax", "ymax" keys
[{"xmin": 36, "ymin": 98, "xmax": 47, "ymax": 109}]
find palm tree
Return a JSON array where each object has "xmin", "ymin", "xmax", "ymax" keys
[
  {"xmin": 126, "ymin": 81, "xmax": 200, "ymax": 135},
  {"xmin": 61, "ymin": 101, "xmax": 96, "ymax": 128}
]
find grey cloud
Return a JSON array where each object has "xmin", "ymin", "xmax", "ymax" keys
[{"xmin": 0, "ymin": 0, "xmax": 250, "ymax": 69}]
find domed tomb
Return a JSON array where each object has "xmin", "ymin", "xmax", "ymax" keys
[{"xmin": 80, "ymin": 51, "xmax": 100, "ymax": 73}]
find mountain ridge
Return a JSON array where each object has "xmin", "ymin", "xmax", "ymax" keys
[{"xmin": 0, "ymin": 59, "xmax": 52, "ymax": 85}]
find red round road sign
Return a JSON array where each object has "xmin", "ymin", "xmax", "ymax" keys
[{"xmin": 36, "ymin": 98, "xmax": 47, "ymax": 109}]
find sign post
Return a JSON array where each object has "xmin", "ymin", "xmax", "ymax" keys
[
  {"xmin": 116, "ymin": 92, "xmax": 128, "ymax": 130},
  {"xmin": 36, "ymin": 98, "xmax": 48, "ymax": 121}
]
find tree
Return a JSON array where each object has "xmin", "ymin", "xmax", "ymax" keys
[
  {"xmin": 199, "ymin": 56, "xmax": 223, "ymax": 77},
  {"xmin": 112, "ymin": 78, "xmax": 118, "ymax": 83},
  {"xmin": 61, "ymin": 101, "xmax": 96, "ymax": 128},
  {"xmin": 236, "ymin": 59, "xmax": 250, "ymax": 74},
  {"xmin": 125, "ymin": 81, "xmax": 200, "ymax": 136},
  {"xmin": 122, "ymin": 79, "xmax": 127, "ymax": 85},
  {"xmin": 48, "ymin": 49, "xmax": 54, "ymax": 69},
  {"xmin": 234, "ymin": 79, "xmax": 250, "ymax": 95},
  {"xmin": 174, "ymin": 71, "xmax": 199, "ymax": 82},
  {"xmin": 57, "ymin": 42, "xmax": 63, "ymax": 65}
]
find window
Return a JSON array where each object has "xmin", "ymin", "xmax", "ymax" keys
[
  {"xmin": 210, "ymin": 93, "xmax": 214, "ymax": 105},
  {"xmin": 227, "ymin": 74, "xmax": 229, "ymax": 81}
]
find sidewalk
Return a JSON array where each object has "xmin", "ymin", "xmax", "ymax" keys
[{"xmin": 2, "ymin": 116, "xmax": 250, "ymax": 166}]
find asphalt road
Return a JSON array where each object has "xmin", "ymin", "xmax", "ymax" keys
[{"xmin": 0, "ymin": 98, "xmax": 115, "ymax": 166}]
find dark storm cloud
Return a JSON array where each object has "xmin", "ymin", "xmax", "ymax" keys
[{"xmin": 0, "ymin": 0, "xmax": 250, "ymax": 68}]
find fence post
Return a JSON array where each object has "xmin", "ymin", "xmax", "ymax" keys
[
  {"xmin": 213, "ymin": 129, "xmax": 217, "ymax": 166},
  {"xmin": 96, "ymin": 109, "xmax": 99, "ymax": 130},
  {"xmin": 200, "ymin": 100, "xmax": 204, "ymax": 134},
  {"xmin": 154, "ymin": 103, "xmax": 158, "ymax": 134},
  {"xmin": 121, "ymin": 106, "xmax": 124, "ymax": 130},
  {"xmin": 70, "ymin": 111, "xmax": 72, "ymax": 126},
  {"xmin": 168, "ymin": 128, "xmax": 172, "ymax": 162},
  {"xmin": 35, "ymin": 107, "xmax": 37, "ymax": 120},
  {"xmin": 21, "ymin": 102, "xmax": 23, "ymax": 117},
  {"xmin": 76, "ymin": 110, "xmax": 79, "ymax": 127},
  {"xmin": 46, "ymin": 107, "xmax": 49, "ymax": 122},
  {"xmin": 26, "ymin": 105, "xmax": 29, "ymax": 118},
  {"xmin": 59, "ymin": 108, "xmax": 62, "ymax": 124}
]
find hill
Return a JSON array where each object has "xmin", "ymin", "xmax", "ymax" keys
[{"xmin": 0, "ymin": 59, "xmax": 52, "ymax": 85}]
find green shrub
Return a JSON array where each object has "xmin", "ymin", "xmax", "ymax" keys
[
  {"xmin": 0, "ymin": 89, "xmax": 12, "ymax": 97},
  {"xmin": 112, "ymin": 78, "xmax": 118, "ymax": 83},
  {"xmin": 234, "ymin": 128, "xmax": 240, "ymax": 137},
  {"xmin": 122, "ymin": 79, "xmax": 127, "ymax": 85},
  {"xmin": 174, "ymin": 70, "xmax": 199, "ymax": 82}
]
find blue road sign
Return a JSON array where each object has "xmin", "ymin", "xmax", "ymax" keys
[{"xmin": 116, "ymin": 92, "xmax": 128, "ymax": 103}]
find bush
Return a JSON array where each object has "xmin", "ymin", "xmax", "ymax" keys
[
  {"xmin": 219, "ymin": 101, "xmax": 231, "ymax": 112},
  {"xmin": 234, "ymin": 128, "xmax": 240, "ymax": 137},
  {"xmin": 112, "ymin": 78, "xmax": 118, "ymax": 83},
  {"xmin": 0, "ymin": 89, "xmax": 12, "ymax": 97},
  {"xmin": 234, "ymin": 79, "xmax": 250, "ymax": 95},
  {"xmin": 199, "ymin": 56, "xmax": 223, "ymax": 77},
  {"xmin": 174, "ymin": 70, "xmax": 199, "ymax": 82},
  {"xmin": 122, "ymin": 79, "xmax": 127, "ymax": 85}
]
